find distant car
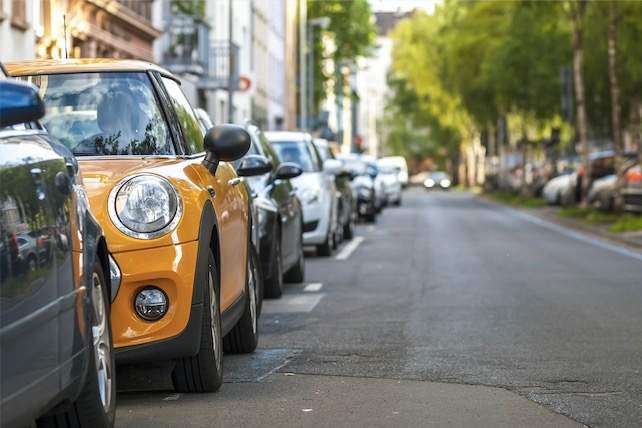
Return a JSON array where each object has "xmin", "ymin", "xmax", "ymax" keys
[
  {"xmin": 588, "ymin": 174, "xmax": 616, "ymax": 211},
  {"xmin": 378, "ymin": 163, "xmax": 403, "ymax": 206},
  {"xmin": 423, "ymin": 171, "xmax": 452, "ymax": 190},
  {"xmin": 378, "ymin": 156, "xmax": 409, "ymax": 188},
  {"xmin": 542, "ymin": 172, "xmax": 576, "ymax": 206},
  {"xmin": 0, "ymin": 73, "xmax": 115, "ymax": 427},
  {"xmin": 313, "ymin": 138, "xmax": 356, "ymax": 241},
  {"xmin": 338, "ymin": 155, "xmax": 377, "ymax": 223},
  {"xmin": 623, "ymin": 161, "xmax": 642, "ymax": 213},
  {"xmin": 360, "ymin": 157, "xmax": 386, "ymax": 212},
  {"xmin": 267, "ymin": 132, "xmax": 341, "ymax": 256}
]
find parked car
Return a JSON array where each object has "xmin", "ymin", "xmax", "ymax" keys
[
  {"xmin": 423, "ymin": 171, "xmax": 452, "ymax": 190},
  {"xmin": 8, "ymin": 59, "xmax": 262, "ymax": 393},
  {"xmin": 0, "ymin": 74, "xmax": 116, "ymax": 427},
  {"xmin": 313, "ymin": 138, "xmax": 356, "ymax": 240},
  {"xmin": 542, "ymin": 172, "xmax": 576, "ymax": 206},
  {"xmin": 360, "ymin": 156, "xmax": 386, "ymax": 212},
  {"xmin": 378, "ymin": 156, "xmax": 409, "ymax": 188},
  {"xmin": 623, "ymin": 161, "xmax": 642, "ymax": 213},
  {"xmin": 244, "ymin": 124, "xmax": 306, "ymax": 297},
  {"xmin": 338, "ymin": 155, "xmax": 378, "ymax": 223},
  {"xmin": 266, "ymin": 131, "xmax": 341, "ymax": 256},
  {"xmin": 588, "ymin": 174, "xmax": 616, "ymax": 211},
  {"xmin": 378, "ymin": 163, "xmax": 403, "ymax": 206}
]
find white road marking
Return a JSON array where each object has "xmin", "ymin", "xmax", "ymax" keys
[
  {"xmin": 303, "ymin": 282, "xmax": 323, "ymax": 292},
  {"xmin": 262, "ymin": 294, "xmax": 325, "ymax": 314},
  {"xmin": 163, "ymin": 394, "xmax": 181, "ymax": 401},
  {"xmin": 512, "ymin": 209, "xmax": 642, "ymax": 262},
  {"xmin": 335, "ymin": 236, "xmax": 365, "ymax": 260}
]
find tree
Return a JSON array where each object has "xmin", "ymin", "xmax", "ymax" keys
[{"xmin": 308, "ymin": 0, "xmax": 376, "ymax": 117}]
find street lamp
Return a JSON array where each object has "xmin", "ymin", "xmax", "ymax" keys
[{"xmin": 306, "ymin": 17, "xmax": 330, "ymax": 130}]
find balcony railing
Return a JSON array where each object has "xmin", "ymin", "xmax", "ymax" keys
[
  {"xmin": 117, "ymin": 0, "xmax": 153, "ymax": 21},
  {"xmin": 198, "ymin": 40, "xmax": 240, "ymax": 90},
  {"xmin": 160, "ymin": 14, "xmax": 210, "ymax": 76}
]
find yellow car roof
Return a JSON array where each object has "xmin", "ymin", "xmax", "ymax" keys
[{"xmin": 5, "ymin": 59, "xmax": 176, "ymax": 79}]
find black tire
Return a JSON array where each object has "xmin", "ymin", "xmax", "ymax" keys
[
  {"xmin": 316, "ymin": 234, "xmax": 332, "ymax": 257},
  {"xmin": 223, "ymin": 246, "xmax": 259, "ymax": 354},
  {"xmin": 172, "ymin": 250, "xmax": 223, "ymax": 393},
  {"xmin": 393, "ymin": 198, "xmax": 401, "ymax": 207},
  {"xmin": 263, "ymin": 230, "xmax": 283, "ymax": 298},
  {"xmin": 37, "ymin": 261, "xmax": 116, "ymax": 428},
  {"xmin": 284, "ymin": 231, "xmax": 305, "ymax": 283},
  {"xmin": 343, "ymin": 215, "xmax": 354, "ymax": 240},
  {"xmin": 365, "ymin": 212, "xmax": 376, "ymax": 224}
]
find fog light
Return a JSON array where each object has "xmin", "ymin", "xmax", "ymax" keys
[{"xmin": 134, "ymin": 287, "xmax": 168, "ymax": 321}]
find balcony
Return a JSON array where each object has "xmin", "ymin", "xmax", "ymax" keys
[
  {"xmin": 160, "ymin": 14, "xmax": 210, "ymax": 76},
  {"xmin": 198, "ymin": 40, "xmax": 240, "ymax": 90}
]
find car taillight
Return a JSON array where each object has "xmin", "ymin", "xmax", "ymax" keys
[{"xmin": 625, "ymin": 165, "xmax": 642, "ymax": 184}]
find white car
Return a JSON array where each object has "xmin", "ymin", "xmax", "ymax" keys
[
  {"xmin": 378, "ymin": 164, "xmax": 403, "ymax": 206},
  {"xmin": 266, "ymin": 132, "xmax": 341, "ymax": 256},
  {"xmin": 378, "ymin": 156, "xmax": 409, "ymax": 188},
  {"xmin": 542, "ymin": 173, "xmax": 577, "ymax": 206}
]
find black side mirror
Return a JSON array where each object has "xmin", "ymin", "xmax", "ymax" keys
[
  {"xmin": 237, "ymin": 154, "xmax": 272, "ymax": 177},
  {"xmin": 203, "ymin": 124, "xmax": 251, "ymax": 173},
  {"xmin": 275, "ymin": 162, "xmax": 303, "ymax": 180},
  {"xmin": 0, "ymin": 80, "xmax": 45, "ymax": 127}
]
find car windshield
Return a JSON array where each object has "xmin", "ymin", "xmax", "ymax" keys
[
  {"xmin": 20, "ymin": 72, "xmax": 173, "ymax": 156},
  {"xmin": 271, "ymin": 140, "xmax": 319, "ymax": 172}
]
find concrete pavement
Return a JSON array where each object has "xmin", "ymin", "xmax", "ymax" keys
[{"xmin": 117, "ymin": 190, "xmax": 642, "ymax": 427}]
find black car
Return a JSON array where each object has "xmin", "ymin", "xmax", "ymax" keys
[
  {"xmin": 337, "ymin": 155, "xmax": 377, "ymax": 223},
  {"xmin": 241, "ymin": 123, "xmax": 305, "ymax": 298},
  {"xmin": 0, "ymin": 72, "xmax": 116, "ymax": 426},
  {"xmin": 312, "ymin": 138, "xmax": 356, "ymax": 240}
]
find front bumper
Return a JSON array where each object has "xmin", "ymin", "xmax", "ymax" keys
[
  {"xmin": 301, "ymin": 200, "xmax": 331, "ymax": 245},
  {"xmin": 110, "ymin": 241, "xmax": 200, "ymax": 360}
]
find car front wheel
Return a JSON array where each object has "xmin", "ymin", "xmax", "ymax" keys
[
  {"xmin": 172, "ymin": 250, "xmax": 223, "ymax": 393},
  {"xmin": 223, "ymin": 246, "xmax": 260, "ymax": 354}
]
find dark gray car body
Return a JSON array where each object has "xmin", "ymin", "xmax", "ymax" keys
[{"xmin": 0, "ymin": 109, "xmax": 107, "ymax": 426}]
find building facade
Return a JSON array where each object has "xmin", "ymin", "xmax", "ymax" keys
[{"xmin": 0, "ymin": 0, "xmax": 37, "ymax": 61}]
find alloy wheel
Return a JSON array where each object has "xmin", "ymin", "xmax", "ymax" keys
[
  {"xmin": 91, "ymin": 272, "xmax": 113, "ymax": 412},
  {"xmin": 208, "ymin": 269, "xmax": 222, "ymax": 373}
]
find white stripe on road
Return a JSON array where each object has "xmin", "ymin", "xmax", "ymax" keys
[
  {"xmin": 262, "ymin": 294, "xmax": 325, "ymax": 314},
  {"xmin": 335, "ymin": 236, "xmax": 365, "ymax": 260},
  {"xmin": 512, "ymin": 209, "xmax": 642, "ymax": 262},
  {"xmin": 303, "ymin": 282, "xmax": 323, "ymax": 292}
]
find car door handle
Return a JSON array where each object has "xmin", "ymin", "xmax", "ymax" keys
[{"xmin": 228, "ymin": 177, "xmax": 243, "ymax": 186}]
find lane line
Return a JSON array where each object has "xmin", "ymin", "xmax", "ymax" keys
[
  {"xmin": 262, "ymin": 294, "xmax": 325, "ymax": 314},
  {"xmin": 511, "ymin": 209, "xmax": 642, "ymax": 262},
  {"xmin": 303, "ymin": 282, "xmax": 323, "ymax": 292},
  {"xmin": 335, "ymin": 236, "xmax": 365, "ymax": 260}
]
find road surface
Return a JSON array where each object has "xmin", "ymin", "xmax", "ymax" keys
[{"xmin": 117, "ymin": 190, "xmax": 642, "ymax": 427}]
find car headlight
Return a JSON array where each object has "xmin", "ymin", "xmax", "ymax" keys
[
  {"xmin": 440, "ymin": 179, "xmax": 451, "ymax": 188},
  {"xmin": 108, "ymin": 175, "xmax": 182, "ymax": 239},
  {"xmin": 300, "ymin": 187, "xmax": 319, "ymax": 205},
  {"xmin": 424, "ymin": 178, "xmax": 435, "ymax": 188}
]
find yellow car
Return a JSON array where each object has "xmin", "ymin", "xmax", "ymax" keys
[{"xmin": 7, "ymin": 60, "xmax": 268, "ymax": 393}]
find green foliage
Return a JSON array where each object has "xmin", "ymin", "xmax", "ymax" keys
[
  {"xmin": 171, "ymin": 0, "xmax": 205, "ymax": 18},
  {"xmin": 558, "ymin": 207, "xmax": 642, "ymax": 232},
  {"xmin": 308, "ymin": 0, "xmax": 376, "ymax": 115},
  {"xmin": 486, "ymin": 191, "xmax": 547, "ymax": 208}
]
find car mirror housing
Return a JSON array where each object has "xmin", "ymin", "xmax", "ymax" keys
[
  {"xmin": 237, "ymin": 154, "xmax": 272, "ymax": 177},
  {"xmin": 323, "ymin": 159, "xmax": 343, "ymax": 175},
  {"xmin": 203, "ymin": 124, "xmax": 251, "ymax": 173},
  {"xmin": 0, "ymin": 80, "xmax": 45, "ymax": 128},
  {"xmin": 275, "ymin": 162, "xmax": 303, "ymax": 180}
]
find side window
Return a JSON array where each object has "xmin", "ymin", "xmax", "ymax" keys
[
  {"xmin": 162, "ymin": 77, "xmax": 205, "ymax": 154},
  {"xmin": 308, "ymin": 141, "xmax": 323, "ymax": 170}
]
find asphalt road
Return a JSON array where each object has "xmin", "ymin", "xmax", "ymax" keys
[{"xmin": 116, "ymin": 190, "xmax": 642, "ymax": 428}]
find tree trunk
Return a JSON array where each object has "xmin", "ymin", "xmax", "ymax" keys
[
  {"xmin": 571, "ymin": 0, "xmax": 590, "ymax": 205},
  {"xmin": 608, "ymin": 1, "xmax": 624, "ymax": 211}
]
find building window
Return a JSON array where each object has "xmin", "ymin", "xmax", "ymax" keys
[
  {"xmin": 11, "ymin": 0, "xmax": 28, "ymax": 30},
  {"xmin": 0, "ymin": 0, "xmax": 5, "ymax": 22}
]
